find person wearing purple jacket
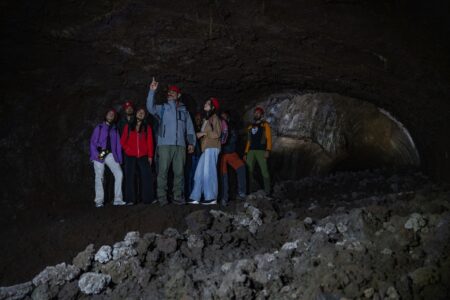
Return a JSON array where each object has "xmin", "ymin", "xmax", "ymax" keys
[{"xmin": 90, "ymin": 109, "xmax": 126, "ymax": 207}]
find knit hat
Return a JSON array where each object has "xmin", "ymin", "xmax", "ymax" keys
[
  {"xmin": 254, "ymin": 106, "xmax": 265, "ymax": 114},
  {"xmin": 168, "ymin": 85, "xmax": 181, "ymax": 94},
  {"xmin": 210, "ymin": 97, "xmax": 220, "ymax": 111},
  {"xmin": 122, "ymin": 100, "xmax": 134, "ymax": 110}
]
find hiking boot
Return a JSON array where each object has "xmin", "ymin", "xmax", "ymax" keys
[
  {"xmin": 236, "ymin": 194, "xmax": 246, "ymax": 201},
  {"xmin": 173, "ymin": 197, "xmax": 186, "ymax": 205}
]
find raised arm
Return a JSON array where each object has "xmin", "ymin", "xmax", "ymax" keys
[{"xmin": 146, "ymin": 77, "xmax": 161, "ymax": 116}]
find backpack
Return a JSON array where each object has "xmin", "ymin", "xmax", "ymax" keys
[{"xmin": 220, "ymin": 118, "xmax": 229, "ymax": 145}]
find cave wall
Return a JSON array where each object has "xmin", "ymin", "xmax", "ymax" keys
[{"xmin": 1, "ymin": 0, "xmax": 449, "ymax": 210}]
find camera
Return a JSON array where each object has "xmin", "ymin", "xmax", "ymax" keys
[{"xmin": 97, "ymin": 147, "xmax": 110, "ymax": 161}]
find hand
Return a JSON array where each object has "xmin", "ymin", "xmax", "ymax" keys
[
  {"xmin": 243, "ymin": 154, "xmax": 247, "ymax": 162},
  {"xmin": 149, "ymin": 77, "xmax": 159, "ymax": 91},
  {"xmin": 148, "ymin": 157, "xmax": 153, "ymax": 165},
  {"xmin": 196, "ymin": 132, "xmax": 206, "ymax": 138},
  {"xmin": 264, "ymin": 150, "xmax": 270, "ymax": 159},
  {"xmin": 187, "ymin": 145, "xmax": 194, "ymax": 154}
]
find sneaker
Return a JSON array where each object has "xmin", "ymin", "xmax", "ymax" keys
[
  {"xmin": 125, "ymin": 202, "xmax": 135, "ymax": 206},
  {"xmin": 151, "ymin": 199, "xmax": 159, "ymax": 204},
  {"xmin": 187, "ymin": 199, "xmax": 200, "ymax": 205},
  {"xmin": 113, "ymin": 200, "xmax": 127, "ymax": 206},
  {"xmin": 202, "ymin": 200, "xmax": 217, "ymax": 205},
  {"xmin": 95, "ymin": 202, "xmax": 104, "ymax": 208}
]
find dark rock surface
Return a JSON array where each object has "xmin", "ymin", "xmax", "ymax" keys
[
  {"xmin": 1, "ymin": 0, "xmax": 450, "ymax": 219},
  {"xmin": 1, "ymin": 170, "xmax": 449, "ymax": 299}
]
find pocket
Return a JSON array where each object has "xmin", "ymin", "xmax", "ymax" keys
[{"xmin": 178, "ymin": 111, "xmax": 186, "ymax": 122}]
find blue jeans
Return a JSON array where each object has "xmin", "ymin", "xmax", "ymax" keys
[
  {"xmin": 187, "ymin": 154, "xmax": 200, "ymax": 197},
  {"xmin": 189, "ymin": 148, "xmax": 220, "ymax": 202}
]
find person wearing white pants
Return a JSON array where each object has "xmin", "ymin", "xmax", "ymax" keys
[
  {"xmin": 189, "ymin": 148, "xmax": 220, "ymax": 204},
  {"xmin": 93, "ymin": 153, "xmax": 124, "ymax": 206},
  {"xmin": 90, "ymin": 109, "xmax": 126, "ymax": 207},
  {"xmin": 188, "ymin": 97, "xmax": 222, "ymax": 205}
]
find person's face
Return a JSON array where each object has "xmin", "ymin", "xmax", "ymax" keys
[
  {"xmin": 125, "ymin": 106, "xmax": 134, "ymax": 115},
  {"xmin": 254, "ymin": 110, "xmax": 262, "ymax": 120},
  {"xmin": 106, "ymin": 111, "xmax": 115, "ymax": 123},
  {"xmin": 167, "ymin": 90, "xmax": 179, "ymax": 101},
  {"xmin": 221, "ymin": 112, "xmax": 228, "ymax": 121},
  {"xmin": 204, "ymin": 100, "xmax": 212, "ymax": 112},
  {"xmin": 136, "ymin": 109, "xmax": 145, "ymax": 120},
  {"xmin": 195, "ymin": 115, "xmax": 202, "ymax": 126}
]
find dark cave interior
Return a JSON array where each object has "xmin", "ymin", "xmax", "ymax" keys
[{"xmin": 1, "ymin": 0, "xmax": 450, "ymax": 297}]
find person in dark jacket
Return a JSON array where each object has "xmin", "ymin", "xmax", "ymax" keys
[
  {"xmin": 219, "ymin": 111, "xmax": 247, "ymax": 206},
  {"xmin": 90, "ymin": 109, "xmax": 126, "ymax": 207},
  {"xmin": 120, "ymin": 107, "xmax": 155, "ymax": 204},
  {"xmin": 244, "ymin": 106, "xmax": 272, "ymax": 195},
  {"xmin": 117, "ymin": 100, "xmax": 135, "ymax": 135}
]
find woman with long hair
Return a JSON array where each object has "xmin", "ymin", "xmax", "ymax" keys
[
  {"xmin": 188, "ymin": 98, "xmax": 222, "ymax": 205},
  {"xmin": 120, "ymin": 107, "xmax": 155, "ymax": 204},
  {"xmin": 89, "ymin": 109, "xmax": 125, "ymax": 207}
]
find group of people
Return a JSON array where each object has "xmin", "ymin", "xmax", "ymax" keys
[{"xmin": 89, "ymin": 77, "xmax": 272, "ymax": 207}]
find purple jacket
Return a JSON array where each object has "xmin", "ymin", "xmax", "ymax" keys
[{"xmin": 90, "ymin": 123, "xmax": 123, "ymax": 164}]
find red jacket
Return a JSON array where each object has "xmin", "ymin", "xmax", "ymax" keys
[{"xmin": 120, "ymin": 124, "xmax": 154, "ymax": 158}]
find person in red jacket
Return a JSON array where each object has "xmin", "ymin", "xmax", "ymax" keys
[{"xmin": 120, "ymin": 107, "xmax": 155, "ymax": 204}]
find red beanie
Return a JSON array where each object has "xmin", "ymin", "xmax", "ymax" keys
[
  {"xmin": 122, "ymin": 100, "xmax": 134, "ymax": 110},
  {"xmin": 168, "ymin": 85, "xmax": 181, "ymax": 94},
  {"xmin": 210, "ymin": 97, "xmax": 220, "ymax": 111},
  {"xmin": 254, "ymin": 106, "xmax": 265, "ymax": 114}
]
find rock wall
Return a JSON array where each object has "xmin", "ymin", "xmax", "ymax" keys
[
  {"xmin": 244, "ymin": 92, "xmax": 421, "ymax": 178},
  {"xmin": 1, "ymin": 0, "xmax": 449, "ymax": 212},
  {"xmin": 1, "ymin": 170, "xmax": 449, "ymax": 299}
]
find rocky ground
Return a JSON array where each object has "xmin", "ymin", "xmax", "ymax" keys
[{"xmin": 1, "ymin": 169, "xmax": 449, "ymax": 299}]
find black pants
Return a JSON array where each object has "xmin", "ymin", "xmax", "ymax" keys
[{"xmin": 124, "ymin": 155, "xmax": 154, "ymax": 203}]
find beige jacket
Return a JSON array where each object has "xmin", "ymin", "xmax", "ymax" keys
[{"xmin": 200, "ymin": 114, "xmax": 222, "ymax": 152}]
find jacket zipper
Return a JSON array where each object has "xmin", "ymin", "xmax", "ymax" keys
[
  {"xmin": 137, "ymin": 130, "xmax": 140, "ymax": 157},
  {"xmin": 175, "ymin": 104, "xmax": 178, "ymax": 146}
]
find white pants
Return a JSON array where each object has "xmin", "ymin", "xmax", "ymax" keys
[
  {"xmin": 190, "ymin": 148, "xmax": 220, "ymax": 201},
  {"xmin": 93, "ymin": 153, "xmax": 123, "ymax": 204}
]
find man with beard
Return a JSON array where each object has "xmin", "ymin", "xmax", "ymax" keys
[
  {"xmin": 118, "ymin": 100, "xmax": 135, "ymax": 135},
  {"xmin": 244, "ymin": 106, "xmax": 272, "ymax": 195},
  {"xmin": 146, "ymin": 77, "xmax": 195, "ymax": 206}
]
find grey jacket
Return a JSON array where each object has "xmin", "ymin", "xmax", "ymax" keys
[{"xmin": 146, "ymin": 90, "xmax": 196, "ymax": 147}]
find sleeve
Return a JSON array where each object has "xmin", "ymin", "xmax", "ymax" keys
[
  {"xmin": 206, "ymin": 115, "xmax": 221, "ymax": 139},
  {"xmin": 90, "ymin": 125, "xmax": 100, "ymax": 160},
  {"xmin": 264, "ymin": 122, "xmax": 272, "ymax": 151},
  {"xmin": 115, "ymin": 129, "xmax": 123, "ymax": 164},
  {"xmin": 244, "ymin": 126, "xmax": 251, "ymax": 153},
  {"xmin": 120, "ymin": 124, "xmax": 129, "ymax": 152},
  {"xmin": 146, "ymin": 90, "xmax": 161, "ymax": 117},
  {"xmin": 186, "ymin": 112, "xmax": 196, "ymax": 146},
  {"xmin": 147, "ymin": 125, "xmax": 154, "ymax": 158}
]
